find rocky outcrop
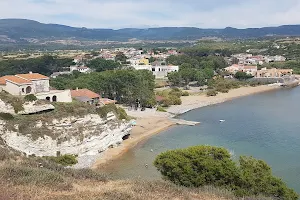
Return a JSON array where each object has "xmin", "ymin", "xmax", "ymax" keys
[
  {"xmin": 0, "ymin": 113, "xmax": 132, "ymax": 159},
  {"xmin": 18, "ymin": 101, "xmax": 55, "ymax": 115},
  {"xmin": 0, "ymin": 100, "xmax": 15, "ymax": 114}
]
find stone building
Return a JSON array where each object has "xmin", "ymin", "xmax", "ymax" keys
[{"xmin": 0, "ymin": 72, "xmax": 72, "ymax": 102}]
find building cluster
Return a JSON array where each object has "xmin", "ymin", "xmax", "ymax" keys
[
  {"xmin": 225, "ymin": 53, "xmax": 293, "ymax": 78},
  {"xmin": 51, "ymin": 47, "xmax": 179, "ymax": 79},
  {"xmin": 229, "ymin": 53, "xmax": 286, "ymax": 66},
  {"xmin": 225, "ymin": 64, "xmax": 293, "ymax": 78},
  {"xmin": 100, "ymin": 47, "xmax": 180, "ymax": 79},
  {"xmin": 0, "ymin": 72, "xmax": 115, "ymax": 106}
]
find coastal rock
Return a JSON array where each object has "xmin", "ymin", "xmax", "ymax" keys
[
  {"xmin": 0, "ymin": 113, "xmax": 132, "ymax": 161},
  {"xmin": 0, "ymin": 99, "xmax": 15, "ymax": 114},
  {"xmin": 18, "ymin": 101, "xmax": 55, "ymax": 115}
]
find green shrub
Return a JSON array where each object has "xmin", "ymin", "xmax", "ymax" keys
[
  {"xmin": 171, "ymin": 96, "xmax": 182, "ymax": 105},
  {"xmin": 169, "ymin": 88, "xmax": 182, "ymax": 98},
  {"xmin": 154, "ymin": 146, "xmax": 298, "ymax": 200},
  {"xmin": 0, "ymin": 112, "xmax": 14, "ymax": 120},
  {"xmin": 117, "ymin": 107, "xmax": 129, "ymax": 120},
  {"xmin": 181, "ymin": 91, "xmax": 190, "ymax": 96},
  {"xmin": 161, "ymin": 98, "xmax": 171, "ymax": 107},
  {"xmin": 217, "ymin": 88, "xmax": 229, "ymax": 93},
  {"xmin": 154, "ymin": 146, "xmax": 239, "ymax": 188},
  {"xmin": 52, "ymin": 101, "xmax": 96, "ymax": 118},
  {"xmin": 234, "ymin": 71, "xmax": 253, "ymax": 80},
  {"xmin": 97, "ymin": 104, "xmax": 129, "ymax": 120},
  {"xmin": 157, "ymin": 106, "xmax": 167, "ymax": 112},
  {"xmin": 24, "ymin": 94, "xmax": 37, "ymax": 102},
  {"xmin": 46, "ymin": 154, "xmax": 78, "ymax": 166},
  {"xmin": 207, "ymin": 90, "xmax": 218, "ymax": 96}
]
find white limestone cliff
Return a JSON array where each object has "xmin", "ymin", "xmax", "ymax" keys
[{"xmin": 0, "ymin": 112, "xmax": 132, "ymax": 168}]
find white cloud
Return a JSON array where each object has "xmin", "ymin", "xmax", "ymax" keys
[{"xmin": 0, "ymin": 0, "xmax": 300, "ymax": 29}]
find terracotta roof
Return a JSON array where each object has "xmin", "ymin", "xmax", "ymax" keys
[
  {"xmin": 99, "ymin": 98, "xmax": 117, "ymax": 105},
  {"xmin": 0, "ymin": 75, "xmax": 32, "ymax": 85},
  {"xmin": 71, "ymin": 89, "xmax": 100, "ymax": 99},
  {"xmin": 16, "ymin": 73, "xmax": 49, "ymax": 80}
]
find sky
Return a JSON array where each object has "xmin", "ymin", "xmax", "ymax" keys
[{"xmin": 0, "ymin": 0, "xmax": 300, "ymax": 29}]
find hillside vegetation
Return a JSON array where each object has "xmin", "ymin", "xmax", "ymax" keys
[
  {"xmin": 2, "ymin": 19, "xmax": 300, "ymax": 42},
  {"xmin": 0, "ymin": 146, "xmax": 274, "ymax": 200}
]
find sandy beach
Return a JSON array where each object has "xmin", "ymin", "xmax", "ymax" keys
[
  {"xmin": 167, "ymin": 85, "xmax": 281, "ymax": 115},
  {"xmin": 92, "ymin": 84, "xmax": 281, "ymax": 169},
  {"xmin": 92, "ymin": 117, "xmax": 175, "ymax": 169}
]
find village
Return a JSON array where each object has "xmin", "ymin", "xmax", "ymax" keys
[
  {"xmin": 49, "ymin": 48, "xmax": 294, "ymax": 80},
  {"xmin": 0, "ymin": 46, "xmax": 296, "ymax": 108}
]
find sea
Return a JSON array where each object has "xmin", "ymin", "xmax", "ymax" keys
[{"xmin": 101, "ymin": 87, "xmax": 300, "ymax": 193}]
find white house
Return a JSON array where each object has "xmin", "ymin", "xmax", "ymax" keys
[
  {"xmin": 0, "ymin": 72, "xmax": 72, "ymax": 103},
  {"xmin": 132, "ymin": 65, "xmax": 179, "ymax": 79},
  {"xmin": 70, "ymin": 65, "xmax": 92, "ymax": 73}
]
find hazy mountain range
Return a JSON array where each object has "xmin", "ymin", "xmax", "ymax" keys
[{"xmin": 1, "ymin": 19, "xmax": 300, "ymax": 48}]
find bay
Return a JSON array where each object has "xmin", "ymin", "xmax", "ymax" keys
[{"xmin": 101, "ymin": 87, "xmax": 300, "ymax": 193}]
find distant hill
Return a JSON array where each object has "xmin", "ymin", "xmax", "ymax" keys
[{"xmin": 1, "ymin": 19, "xmax": 300, "ymax": 47}]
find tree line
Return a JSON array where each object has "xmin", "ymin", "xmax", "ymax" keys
[
  {"xmin": 0, "ymin": 55, "xmax": 73, "ymax": 76},
  {"xmin": 51, "ymin": 69, "xmax": 156, "ymax": 106},
  {"xmin": 166, "ymin": 53, "xmax": 228, "ymax": 87}
]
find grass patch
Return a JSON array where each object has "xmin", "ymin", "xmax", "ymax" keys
[
  {"xmin": 52, "ymin": 101, "xmax": 97, "ymax": 118},
  {"xmin": 97, "ymin": 104, "xmax": 129, "ymax": 120},
  {"xmin": 0, "ymin": 165, "xmax": 72, "ymax": 191},
  {"xmin": 157, "ymin": 106, "xmax": 167, "ymax": 112},
  {"xmin": 21, "ymin": 157, "xmax": 108, "ymax": 182},
  {"xmin": 45, "ymin": 154, "xmax": 78, "ymax": 166},
  {"xmin": 0, "ymin": 112, "xmax": 14, "ymax": 120}
]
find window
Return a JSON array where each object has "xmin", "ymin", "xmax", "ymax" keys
[
  {"xmin": 22, "ymin": 88, "xmax": 25, "ymax": 93},
  {"xmin": 52, "ymin": 96, "xmax": 57, "ymax": 102},
  {"xmin": 46, "ymin": 97, "xmax": 51, "ymax": 101},
  {"xmin": 25, "ymin": 86, "xmax": 32, "ymax": 94}
]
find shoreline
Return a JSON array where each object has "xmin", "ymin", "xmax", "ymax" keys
[
  {"xmin": 91, "ymin": 118, "xmax": 175, "ymax": 169},
  {"xmin": 92, "ymin": 85, "xmax": 282, "ymax": 169},
  {"xmin": 166, "ymin": 85, "xmax": 282, "ymax": 115}
]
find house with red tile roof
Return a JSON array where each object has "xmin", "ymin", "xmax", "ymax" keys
[
  {"xmin": 225, "ymin": 65, "xmax": 257, "ymax": 76},
  {"xmin": 0, "ymin": 72, "xmax": 72, "ymax": 103},
  {"xmin": 71, "ymin": 88, "xmax": 116, "ymax": 106}
]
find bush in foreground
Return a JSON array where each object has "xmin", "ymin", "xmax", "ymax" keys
[{"xmin": 154, "ymin": 146, "xmax": 298, "ymax": 200}]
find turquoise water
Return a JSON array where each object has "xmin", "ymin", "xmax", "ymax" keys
[{"xmin": 101, "ymin": 87, "xmax": 300, "ymax": 193}]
